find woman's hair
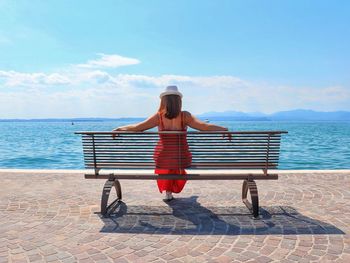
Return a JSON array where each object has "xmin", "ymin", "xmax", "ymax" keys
[{"xmin": 158, "ymin": 95, "xmax": 182, "ymax": 119}]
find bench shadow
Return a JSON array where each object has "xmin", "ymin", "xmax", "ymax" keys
[{"xmin": 98, "ymin": 196, "xmax": 345, "ymax": 235}]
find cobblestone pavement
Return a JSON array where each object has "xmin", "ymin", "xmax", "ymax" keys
[{"xmin": 0, "ymin": 172, "xmax": 349, "ymax": 263}]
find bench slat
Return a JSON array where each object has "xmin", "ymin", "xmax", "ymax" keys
[
  {"xmin": 84, "ymin": 157, "xmax": 280, "ymax": 162},
  {"xmin": 82, "ymin": 137, "xmax": 282, "ymax": 141},
  {"xmin": 86, "ymin": 162, "xmax": 278, "ymax": 168},
  {"xmin": 78, "ymin": 130, "xmax": 287, "ymax": 134},
  {"xmin": 84, "ymin": 145, "xmax": 279, "ymax": 152},
  {"xmin": 84, "ymin": 173, "xmax": 279, "ymax": 180},
  {"xmin": 82, "ymin": 152, "xmax": 281, "ymax": 156},
  {"xmin": 85, "ymin": 152, "xmax": 281, "ymax": 155}
]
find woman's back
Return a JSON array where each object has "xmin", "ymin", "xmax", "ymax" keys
[
  {"xmin": 158, "ymin": 111, "xmax": 187, "ymax": 131},
  {"xmin": 154, "ymin": 110, "xmax": 191, "ymax": 169}
]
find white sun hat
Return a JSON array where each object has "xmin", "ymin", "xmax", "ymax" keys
[{"xmin": 159, "ymin": 85, "xmax": 183, "ymax": 98}]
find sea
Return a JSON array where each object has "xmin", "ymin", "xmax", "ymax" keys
[{"xmin": 0, "ymin": 120, "xmax": 349, "ymax": 170}]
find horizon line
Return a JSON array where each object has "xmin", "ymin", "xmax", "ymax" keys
[{"xmin": 1, "ymin": 108, "xmax": 350, "ymax": 121}]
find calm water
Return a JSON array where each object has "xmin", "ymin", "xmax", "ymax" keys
[{"xmin": 0, "ymin": 121, "xmax": 349, "ymax": 169}]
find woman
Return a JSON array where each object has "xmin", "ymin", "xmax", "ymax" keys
[{"xmin": 113, "ymin": 85, "xmax": 229, "ymax": 201}]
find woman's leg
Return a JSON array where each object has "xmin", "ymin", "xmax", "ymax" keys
[{"xmin": 155, "ymin": 169, "xmax": 186, "ymax": 195}]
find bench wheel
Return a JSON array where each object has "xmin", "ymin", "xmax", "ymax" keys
[
  {"xmin": 242, "ymin": 179, "xmax": 259, "ymax": 218},
  {"xmin": 101, "ymin": 179, "xmax": 122, "ymax": 216}
]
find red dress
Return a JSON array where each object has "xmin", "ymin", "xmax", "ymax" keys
[{"xmin": 153, "ymin": 112, "xmax": 192, "ymax": 193}]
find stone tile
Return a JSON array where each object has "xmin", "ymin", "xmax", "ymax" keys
[{"xmin": 0, "ymin": 172, "xmax": 349, "ymax": 263}]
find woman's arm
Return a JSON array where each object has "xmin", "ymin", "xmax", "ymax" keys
[
  {"xmin": 113, "ymin": 113, "xmax": 159, "ymax": 131},
  {"xmin": 184, "ymin": 111, "xmax": 228, "ymax": 131}
]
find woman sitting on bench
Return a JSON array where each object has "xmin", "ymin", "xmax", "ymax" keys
[{"xmin": 113, "ymin": 85, "xmax": 228, "ymax": 201}]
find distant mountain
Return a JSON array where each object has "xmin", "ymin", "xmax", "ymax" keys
[{"xmin": 198, "ymin": 109, "xmax": 350, "ymax": 121}]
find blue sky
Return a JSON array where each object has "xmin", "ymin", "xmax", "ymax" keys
[{"xmin": 0, "ymin": 0, "xmax": 349, "ymax": 118}]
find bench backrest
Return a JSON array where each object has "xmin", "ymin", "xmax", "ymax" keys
[{"xmin": 76, "ymin": 131, "xmax": 287, "ymax": 173}]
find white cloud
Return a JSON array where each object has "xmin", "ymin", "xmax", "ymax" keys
[
  {"xmin": 76, "ymin": 53, "xmax": 140, "ymax": 69},
  {"xmin": 44, "ymin": 73, "xmax": 71, "ymax": 85},
  {"xmin": 0, "ymin": 55, "xmax": 349, "ymax": 118},
  {"xmin": 0, "ymin": 70, "xmax": 71, "ymax": 86}
]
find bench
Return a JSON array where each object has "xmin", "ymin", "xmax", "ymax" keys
[{"xmin": 76, "ymin": 131, "xmax": 287, "ymax": 218}]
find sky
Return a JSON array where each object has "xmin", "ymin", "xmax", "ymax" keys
[{"xmin": 0, "ymin": 0, "xmax": 349, "ymax": 118}]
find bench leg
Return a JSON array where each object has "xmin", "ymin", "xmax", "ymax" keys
[
  {"xmin": 101, "ymin": 179, "xmax": 122, "ymax": 216},
  {"xmin": 242, "ymin": 179, "xmax": 259, "ymax": 218}
]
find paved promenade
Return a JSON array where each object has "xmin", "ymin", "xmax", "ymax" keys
[{"xmin": 0, "ymin": 171, "xmax": 349, "ymax": 263}]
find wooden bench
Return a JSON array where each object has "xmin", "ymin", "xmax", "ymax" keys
[{"xmin": 76, "ymin": 131, "xmax": 287, "ymax": 218}]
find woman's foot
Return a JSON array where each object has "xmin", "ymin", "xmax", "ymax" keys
[{"xmin": 163, "ymin": 191, "xmax": 174, "ymax": 202}]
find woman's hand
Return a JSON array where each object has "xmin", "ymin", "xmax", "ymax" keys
[
  {"xmin": 112, "ymin": 127, "xmax": 123, "ymax": 139},
  {"xmin": 223, "ymin": 133, "xmax": 232, "ymax": 141},
  {"xmin": 221, "ymin": 128, "xmax": 232, "ymax": 141}
]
